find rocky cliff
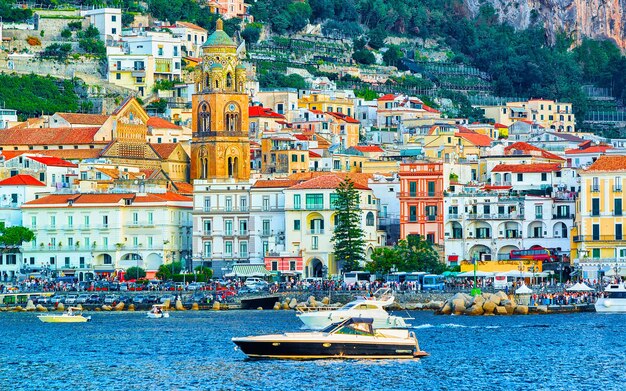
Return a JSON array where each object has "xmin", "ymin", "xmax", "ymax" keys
[{"xmin": 465, "ymin": 0, "xmax": 626, "ymax": 48}]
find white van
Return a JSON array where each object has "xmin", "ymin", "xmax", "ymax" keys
[
  {"xmin": 343, "ymin": 271, "xmax": 372, "ymax": 285},
  {"xmin": 493, "ymin": 274, "xmax": 510, "ymax": 290},
  {"xmin": 244, "ymin": 277, "xmax": 268, "ymax": 288}
]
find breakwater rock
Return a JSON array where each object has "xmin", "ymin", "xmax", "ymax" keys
[{"xmin": 437, "ymin": 291, "xmax": 528, "ymax": 316}]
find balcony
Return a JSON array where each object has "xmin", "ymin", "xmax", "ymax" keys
[
  {"xmin": 238, "ymin": 230, "xmax": 249, "ymax": 237},
  {"xmin": 399, "ymin": 192, "xmax": 443, "ymax": 198},
  {"xmin": 614, "ymin": 186, "xmax": 623, "ymax": 193},
  {"xmin": 305, "ymin": 204, "xmax": 324, "ymax": 211},
  {"xmin": 308, "ymin": 229, "xmax": 325, "ymax": 235},
  {"xmin": 553, "ymin": 214, "xmax": 574, "ymax": 220},
  {"xmin": 591, "ymin": 186, "xmax": 600, "ymax": 193},
  {"xmin": 202, "ymin": 230, "xmax": 212, "ymax": 236},
  {"xmin": 573, "ymin": 235, "xmax": 625, "ymax": 243}
]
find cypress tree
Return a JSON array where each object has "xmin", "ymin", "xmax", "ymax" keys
[{"xmin": 331, "ymin": 178, "xmax": 366, "ymax": 273}]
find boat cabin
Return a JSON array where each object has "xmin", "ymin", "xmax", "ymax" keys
[{"xmin": 323, "ymin": 318, "xmax": 375, "ymax": 336}]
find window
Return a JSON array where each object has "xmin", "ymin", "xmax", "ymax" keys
[
  {"xmin": 225, "ymin": 197, "xmax": 232, "ymax": 212},
  {"xmin": 263, "ymin": 241, "xmax": 269, "ymax": 254},
  {"xmin": 592, "ymin": 198, "xmax": 600, "ymax": 216},
  {"xmin": 65, "ymin": 257, "xmax": 70, "ymax": 268},
  {"xmin": 425, "ymin": 206, "xmax": 437, "ymax": 221},
  {"xmin": 290, "ymin": 261, "xmax": 296, "ymax": 271},
  {"xmin": 132, "ymin": 212, "xmax": 138, "ymax": 225},
  {"xmin": 102, "ymin": 215, "xmax": 108, "ymax": 227},
  {"xmin": 535, "ymin": 205, "xmax": 543, "ymax": 219},
  {"xmin": 31, "ymin": 216, "xmax": 36, "ymax": 227},
  {"xmin": 294, "ymin": 194, "xmax": 301, "ymax": 210},
  {"xmin": 204, "ymin": 197, "xmax": 210, "ymax": 212},
  {"xmin": 203, "ymin": 241, "xmax": 212, "ymax": 257},
  {"xmin": 116, "ymin": 73, "xmax": 121, "ymax": 80},
  {"xmin": 66, "ymin": 215, "xmax": 73, "ymax": 228},
  {"xmin": 240, "ymin": 197, "xmax": 248, "ymax": 211},
  {"xmin": 203, "ymin": 220, "xmax": 211, "ymax": 234},
  {"xmin": 148, "ymin": 212, "xmax": 153, "ymax": 225},
  {"xmin": 112, "ymin": 15, "xmax": 117, "ymax": 21},
  {"xmin": 541, "ymin": 173, "xmax": 547, "ymax": 181},
  {"xmin": 50, "ymin": 215, "xmax": 56, "ymax": 228},
  {"xmin": 427, "ymin": 181, "xmax": 435, "ymax": 197},
  {"xmin": 592, "ymin": 177, "xmax": 599, "ymax": 192},
  {"xmin": 292, "ymin": 155, "xmax": 298, "ymax": 163},
  {"xmin": 517, "ymin": 173, "xmax": 523, "ymax": 181},
  {"xmin": 276, "ymin": 103, "xmax": 284, "ymax": 114},
  {"xmin": 592, "ymin": 224, "xmax": 600, "ymax": 241},
  {"xmin": 294, "ymin": 219, "xmax": 301, "ymax": 230},
  {"xmin": 68, "ymin": 238, "xmax": 74, "ymax": 247},
  {"xmin": 483, "ymin": 205, "xmax": 490, "ymax": 215},
  {"xmin": 239, "ymin": 241, "xmax": 248, "ymax": 257},
  {"xmin": 225, "ymin": 220, "xmax": 233, "ymax": 236},
  {"xmin": 225, "ymin": 241, "xmax": 233, "ymax": 256},
  {"xmin": 133, "ymin": 237, "xmax": 139, "ymax": 247},
  {"xmin": 311, "ymin": 236, "xmax": 319, "ymax": 250},
  {"xmin": 366, "ymin": 212, "xmax": 374, "ymax": 226},
  {"xmin": 271, "ymin": 261, "xmax": 278, "ymax": 271},
  {"xmin": 615, "ymin": 177, "xmax": 622, "ymax": 192},
  {"xmin": 262, "ymin": 196, "xmax": 270, "ymax": 211},
  {"xmin": 476, "ymin": 227, "xmax": 490, "ymax": 239},
  {"xmin": 616, "ymin": 224, "xmax": 623, "ymax": 241},
  {"xmin": 409, "ymin": 182, "xmax": 417, "ymax": 197},
  {"xmin": 330, "ymin": 194, "xmax": 339, "ymax": 207},
  {"xmin": 158, "ymin": 47, "xmax": 163, "ymax": 56},
  {"xmin": 262, "ymin": 220, "xmax": 270, "ymax": 236},
  {"xmin": 84, "ymin": 215, "xmax": 90, "ymax": 228},
  {"xmin": 147, "ymin": 236, "xmax": 152, "ymax": 248},
  {"xmin": 615, "ymin": 199, "xmax": 623, "ymax": 216},
  {"xmin": 239, "ymin": 219, "xmax": 248, "ymax": 235},
  {"xmin": 409, "ymin": 206, "xmax": 417, "ymax": 222},
  {"xmin": 592, "ymin": 249, "xmax": 600, "ymax": 259},
  {"xmin": 306, "ymin": 194, "xmax": 323, "ymax": 210}
]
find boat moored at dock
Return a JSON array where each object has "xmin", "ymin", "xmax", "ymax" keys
[{"xmin": 595, "ymin": 282, "xmax": 626, "ymax": 313}]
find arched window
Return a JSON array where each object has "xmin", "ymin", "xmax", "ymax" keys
[
  {"xmin": 366, "ymin": 212, "xmax": 374, "ymax": 226},
  {"xmin": 226, "ymin": 73, "xmax": 233, "ymax": 89},
  {"xmin": 197, "ymin": 102, "xmax": 210, "ymax": 133},
  {"xmin": 215, "ymin": 80, "xmax": 219, "ymax": 89}
]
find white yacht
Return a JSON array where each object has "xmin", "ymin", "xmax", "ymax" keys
[
  {"xmin": 147, "ymin": 304, "xmax": 170, "ymax": 319},
  {"xmin": 595, "ymin": 282, "xmax": 626, "ymax": 313},
  {"xmin": 296, "ymin": 288, "xmax": 409, "ymax": 330},
  {"xmin": 38, "ymin": 307, "xmax": 91, "ymax": 323}
]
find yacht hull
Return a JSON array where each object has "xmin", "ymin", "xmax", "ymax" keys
[
  {"xmin": 233, "ymin": 339, "xmax": 424, "ymax": 359},
  {"xmin": 38, "ymin": 315, "xmax": 91, "ymax": 323},
  {"xmin": 595, "ymin": 299, "xmax": 626, "ymax": 313}
]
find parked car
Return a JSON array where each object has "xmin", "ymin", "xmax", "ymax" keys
[
  {"xmin": 133, "ymin": 295, "xmax": 146, "ymax": 304},
  {"xmin": 187, "ymin": 283, "xmax": 202, "ymax": 291},
  {"xmin": 75, "ymin": 294, "xmax": 90, "ymax": 304},
  {"xmin": 159, "ymin": 294, "xmax": 176, "ymax": 304},
  {"xmin": 117, "ymin": 295, "xmax": 131, "ymax": 304},
  {"xmin": 88, "ymin": 294, "xmax": 102, "ymax": 304},
  {"xmin": 38, "ymin": 295, "xmax": 55, "ymax": 304},
  {"xmin": 109, "ymin": 283, "xmax": 120, "ymax": 291},
  {"xmin": 65, "ymin": 294, "xmax": 78, "ymax": 305},
  {"xmin": 145, "ymin": 295, "xmax": 158, "ymax": 304},
  {"xmin": 104, "ymin": 295, "xmax": 118, "ymax": 305}
]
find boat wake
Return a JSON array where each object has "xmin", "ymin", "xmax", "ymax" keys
[{"xmin": 412, "ymin": 323, "xmax": 501, "ymax": 330}]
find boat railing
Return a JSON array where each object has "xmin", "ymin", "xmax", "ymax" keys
[{"xmin": 296, "ymin": 305, "xmax": 341, "ymax": 314}]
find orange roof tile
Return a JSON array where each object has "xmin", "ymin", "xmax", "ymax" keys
[
  {"xmin": 56, "ymin": 113, "xmax": 109, "ymax": 125},
  {"xmin": 253, "ymin": 179, "xmax": 301, "ymax": 188},
  {"xmin": 175, "ymin": 21, "xmax": 207, "ymax": 32},
  {"xmin": 0, "ymin": 174, "xmax": 46, "ymax": 186},
  {"xmin": 26, "ymin": 155, "xmax": 78, "ymax": 167},
  {"xmin": 309, "ymin": 151, "xmax": 321, "ymax": 158},
  {"xmin": 491, "ymin": 163, "xmax": 561, "ymax": 173},
  {"xmin": 249, "ymin": 106, "xmax": 286, "ymax": 119},
  {"xmin": 150, "ymin": 143, "xmax": 181, "ymax": 159},
  {"xmin": 565, "ymin": 145, "xmax": 613, "ymax": 155},
  {"xmin": 455, "ymin": 132, "xmax": 493, "ymax": 147},
  {"xmin": 504, "ymin": 142, "xmax": 565, "ymax": 161},
  {"xmin": 288, "ymin": 174, "xmax": 370, "ymax": 190},
  {"xmin": 378, "ymin": 94, "xmax": 397, "ymax": 101},
  {"xmin": 173, "ymin": 181, "xmax": 193, "ymax": 195},
  {"xmin": 586, "ymin": 156, "xmax": 626, "ymax": 172},
  {"xmin": 0, "ymin": 127, "xmax": 103, "ymax": 146},
  {"xmin": 24, "ymin": 192, "xmax": 191, "ymax": 206},
  {"xmin": 147, "ymin": 117, "xmax": 182, "ymax": 129},
  {"xmin": 354, "ymin": 145, "xmax": 384, "ymax": 153},
  {"xmin": 326, "ymin": 112, "xmax": 360, "ymax": 124},
  {"xmin": 494, "ymin": 123, "xmax": 508, "ymax": 129}
]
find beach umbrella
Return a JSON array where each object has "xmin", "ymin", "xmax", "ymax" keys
[{"xmin": 566, "ymin": 282, "xmax": 594, "ymax": 292}]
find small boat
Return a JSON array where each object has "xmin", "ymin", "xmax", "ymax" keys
[
  {"xmin": 232, "ymin": 317, "xmax": 428, "ymax": 360},
  {"xmin": 38, "ymin": 307, "xmax": 91, "ymax": 323},
  {"xmin": 595, "ymin": 282, "xmax": 626, "ymax": 313},
  {"xmin": 297, "ymin": 288, "xmax": 409, "ymax": 330},
  {"xmin": 147, "ymin": 304, "xmax": 170, "ymax": 319}
]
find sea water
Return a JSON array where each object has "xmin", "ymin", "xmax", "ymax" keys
[{"xmin": 0, "ymin": 310, "xmax": 624, "ymax": 390}]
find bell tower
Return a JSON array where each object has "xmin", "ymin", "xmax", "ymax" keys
[{"xmin": 191, "ymin": 19, "xmax": 250, "ymax": 181}]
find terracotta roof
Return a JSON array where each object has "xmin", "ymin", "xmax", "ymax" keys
[
  {"xmin": 56, "ymin": 113, "xmax": 109, "ymax": 126},
  {"xmin": 504, "ymin": 142, "xmax": 565, "ymax": 161},
  {"xmin": 248, "ymin": 106, "xmax": 286, "ymax": 119},
  {"xmin": 422, "ymin": 105, "xmax": 440, "ymax": 113},
  {"xmin": 184, "ymin": 56, "xmax": 202, "ymax": 63},
  {"xmin": 309, "ymin": 151, "xmax": 321, "ymax": 158},
  {"xmin": 288, "ymin": 174, "xmax": 370, "ymax": 190},
  {"xmin": 456, "ymin": 126, "xmax": 475, "ymax": 134},
  {"xmin": 147, "ymin": 117, "xmax": 181, "ymax": 129},
  {"xmin": 565, "ymin": 145, "xmax": 613, "ymax": 155},
  {"xmin": 354, "ymin": 145, "xmax": 384, "ymax": 153},
  {"xmin": 10, "ymin": 118, "xmax": 44, "ymax": 129},
  {"xmin": 150, "ymin": 143, "xmax": 180, "ymax": 159},
  {"xmin": 0, "ymin": 174, "xmax": 46, "ymax": 186},
  {"xmin": 454, "ymin": 132, "xmax": 493, "ymax": 147},
  {"xmin": 586, "ymin": 156, "xmax": 626, "ymax": 172},
  {"xmin": 24, "ymin": 192, "xmax": 191, "ymax": 206},
  {"xmin": 294, "ymin": 134, "xmax": 308, "ymax": 141},
  {"xmin": 24, "ymin": 149, "xmax": 102, "ymax": 160},
  {"xmin": 482, "ymin": 185, "xmax": 512, "ymax": 190},
  {"xmin": 378, "ymin": 94, "xmax": 397, "ymax": 101},
  {"xmin": 175, "ymin": 21, "xmax": 207, "ymax": 32},
  {"xmin": 26, "ymin": 155, "xmax": 78, "ymax": 168},
  {"xmin": 309, "ymin": 109, "xmax": 324, "ymax": 115},
  {"xmin": 491, "ymin": 163, "xmax": 561, "ymax": 173},
  {"xmin": 94, "ymin": 167, "xmax": 119, "ymax": 179},
  {"xmin": 111, "ymin": 96, "xmax": 134, "ymax": 116},
  {"xmin": 252, "ymin": 179, "xmax": 301, "ymax": 188},
  {"xmin": 0, "ymin": 127, "xmax": 102, "ymax": 145},
  {"xmin": 326, "ymin": 112, "xmax": 360, "ymax": 124},
  {"xmin": 173, "ymin": 181, "xmax": 193, "ymax": 195},
  {"xmin": 494, "ymin": 123, "xmax": 508, "ymax": 129}
]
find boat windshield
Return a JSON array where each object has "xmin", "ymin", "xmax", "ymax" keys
[
  {"xmin": 334, "ymin": 322, "xmax": 374, "ymax": 336},
  {"xmin": 338, "ymin": 303, "xmax": 358, "ymax": 311},
  {"xmin": 607, "ymin": 291, "xmax": 626, "ymax": 299}
]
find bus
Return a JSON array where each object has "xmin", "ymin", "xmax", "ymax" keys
[
  {"xmin": 422, "ymin": 275, "xmax": 445, "ymax": 291},
  {"xmin": 510, "ymin": 248, "xmax": 558, "ymax": 263},
  {"xmin": 386, "ymin": 272, "xmax": 407, "ymax": 283},
  {"xmin": 343, "ymin": 271, "xmax": 372, "ymax": 285}
]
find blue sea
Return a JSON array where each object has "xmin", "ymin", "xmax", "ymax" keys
[{"xmin": 0, "ymin": 310, "xmax": 624, "ymax": 391}]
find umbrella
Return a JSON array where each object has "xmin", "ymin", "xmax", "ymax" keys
[
  {"xmin": 566, "ymin": 282, "xmax": 594, "ymax": 292},
  {"xmin": 442, "ymin": 271, "xmax": 459, "ymax": 277},
  {"xmin": 515, "ymin": 284, "xmax": 533, "ymax": 294},
  {"xmin": 456, "ymin": 271, "xmax": 494, "ymax": 278}
]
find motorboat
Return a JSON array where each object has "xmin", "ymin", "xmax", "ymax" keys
[
  {"xmin": 38, "ymin": 307, "xmax": 91, "ymax": 323},
  {"xmin": 233, "ymin": 317, "xmax": 427, "ymax": 360},
  {"xmin": 147, "ymin": 304, "xmax": 170, "ymax": 319},
  {"xmin": 296, "ymin": 288, "xmax": 409, "ymax": 330},
  {"xmin": 595, "ymin": 282, "xmax": 626, "ymax": 313}
]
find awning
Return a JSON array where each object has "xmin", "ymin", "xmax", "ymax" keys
[
  {"xmin": 456, "ymin": 271, "xmax": 494, "ymax": 277},
  {"xmin": 94, "ymin": 268, "xmax": 115, "ymax": 273},
  {"xmin": 225, "ymin": 264, "xmax": 272, "ymax": 278},
  {"xmin": 448, "ymin": 255, "xmax": 459, "ymax": 262}
]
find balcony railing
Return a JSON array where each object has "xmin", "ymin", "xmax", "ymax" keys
[
  {"xmin": 399, "ymin": 192, "xmax": 443, "ymax": 198},
  {"xmin": 308, "ymin": 229, "xmax": 325, "ymax": 235},
  {"xmin": 553, "ymin": 214, "xmax": 575, "ymax": 219},
  {"xmin": 574, "ymin": 235, "xmax": 625, "ymax": 243},
  {"xmin": 614, "ymin": 186, "xmax": 622, "ymax": 192}
]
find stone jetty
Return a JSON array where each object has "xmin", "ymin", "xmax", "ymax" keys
[{"xmin": 437, "ymin": 291, "xmax": 529, "ymax": 316}]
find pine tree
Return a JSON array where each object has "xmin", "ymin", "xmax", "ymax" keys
[{"xmin": 331, "ymin": 178, "xmax": 366, "ymax": 273}]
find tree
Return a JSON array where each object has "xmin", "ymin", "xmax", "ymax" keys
[
  {"xmin": 241, "ymin": 23, "xmax": 262, "ymax": 45},
  {"xmin": 352, "ymin": 49, "xmax": 375, "ymax": 65},
  {"xmin": 195, "ymin": 265, "xmax": 213, "ymax": 280},
  {"xmin": 366, "ymin": 247, "xmax": 401, "ymax": 275},
  {"xmin": 0, "ymin": 226, "xmax": 35, "ymax": 247},
  {"xmin": 355, "ymin": 87, "xmax": 378, "ymax": 101},
  {"xmin": 397, "ymin": 235, "xmax": 444, "ymax": 274},
  {"xmin": 125, "ymin": 266, "xmax": 146, "ymax": 280},
  {"xmin": 382, "ymin": 44, "xmax": 403, "ymax": 66},
  {"xmin": 331, "ymin": 178, "xmax": 366, "ymax": 272}
]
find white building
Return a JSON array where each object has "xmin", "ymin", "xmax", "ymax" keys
[
  {"xmin": 368, "ymin": 174, "xmax": 400, "ymax": 245},
  {"xmin": 444, "ymin": 192, "xmax": 575, "ymax": 264},
  {"xmin": 81, "ymin": 8, "xmax": 122, "ymax": 41},
  {"xmin": 123, "ymin": 31, "xmax": 182, "ymax": 81},
  {"xmin": 21, "ymin": 192, "xmax": 192, "ymax": 281},
  {"xmin": 170, "ymin": 21, "xmax": 207, "ymax": 58},
  {"xmin": 490, "ymin": 163, "xmax": 579, "ymax": 193},
  {"xmin": 4, "ymin": 155, "xmax": 79, "ymax": 190},
  {"xmin": 0, "ymin": 109, "xmax": 18, "ymax": 129}
]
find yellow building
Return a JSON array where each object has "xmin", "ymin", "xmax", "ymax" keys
[
  {"xmin": 298, "ymin": 93, "xmax": 355, "ymax": 118},
  {"xmin": 481, "ymin": 99, "xmax": 575, "ymax": 132},
  {"xmin": 326, "ymin": 112, "xmax": 360, "ymax": 149},
  {"xmin": 190, "ymin": 19, "xmax": 249, "ymax": 181},
  {"xmin": 260, "ymin": 134, "xmax": 309, "ymax": 174},
  {"xmin": 572, "ymin": 155, "xmax": 626, "ymax": 280},
  {"xmin": 422, "ymin": 125, "xmax": 493, "ymax": 162}
]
